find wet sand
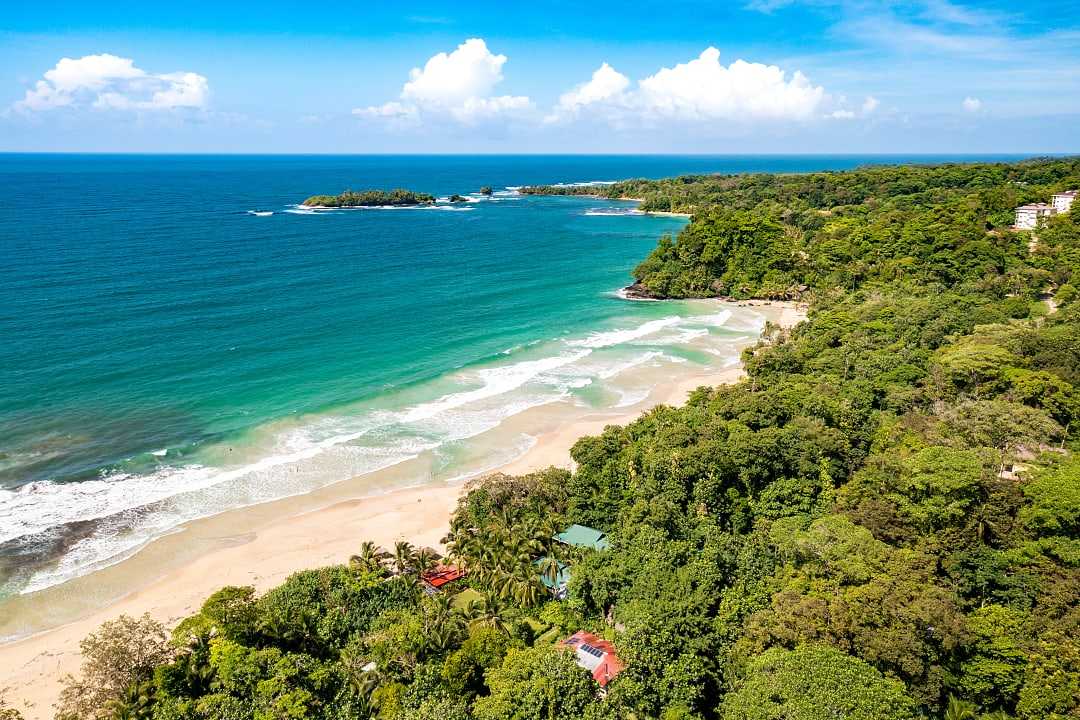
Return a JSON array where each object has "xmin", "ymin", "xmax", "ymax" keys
[{"xmin": 0, "ymin": 300, "xmax": 805, "ymax": 719}]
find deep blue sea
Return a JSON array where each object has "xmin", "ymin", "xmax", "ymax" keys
[{"xmin": 0, "ymin": 153, "xmax": 1030, "ymax": 597}]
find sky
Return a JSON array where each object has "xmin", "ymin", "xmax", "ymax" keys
[{"xmin": 1, "ymin": 0, "xmax": 1078, "ymax": 153}]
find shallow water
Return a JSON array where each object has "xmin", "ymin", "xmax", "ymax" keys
[{"xmin": 0, "ymin": 153, "xmax": 1027, "ymax": 599}]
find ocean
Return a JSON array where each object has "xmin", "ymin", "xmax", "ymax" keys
[{"xmin": 0, "ymin": 153, "xmax": 1029, "ymax": 601}]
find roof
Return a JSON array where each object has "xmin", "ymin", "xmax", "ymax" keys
[
  {"xmin": 555, "ymin": 524, "xmax": 610, "ymax": 550},
  {"xmin": 562, "ymin": 631, "xmax": 626, "ymax": 687},
  {"xmin": 534, "ymin": 557, "xmax": 571, "ymax": 590},
  {"xmin": 420, "ymin": 565, "xmax": 465, "ymax": 589},
  {"xmin": 1052, "ymin": 190, "xmax": 1078, "ymax": 198},
  {"xmin": 1017, "ymin": 203, "xmax": 1055, "ymax": 210}
]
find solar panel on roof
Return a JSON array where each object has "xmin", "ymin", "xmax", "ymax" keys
[{"xmin": 580, "ymin": 643, "xmax": 605, "ymax": 658}]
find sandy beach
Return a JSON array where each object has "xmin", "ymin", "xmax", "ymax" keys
[{"xmin": 0, "ymin": 299, "xmax": 805, "ymax": 719}]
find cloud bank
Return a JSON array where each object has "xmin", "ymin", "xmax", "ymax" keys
[
  {"xmin": 14, "ymin": 54, "xmax": 208, "ymax": 113},
  {"xmin": 358, "ymin": 40, "xmax": 857, "ymax": 131}
]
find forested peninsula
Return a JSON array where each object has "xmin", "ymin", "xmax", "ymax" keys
[
  {"xmin": 34, "ymin": 158, "xmax": 1080, "ymax": 720},
  {"xmin": 301, "ymin": 189, "xmax": 436, "ymax": 207}
]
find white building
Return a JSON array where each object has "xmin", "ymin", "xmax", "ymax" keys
[
  {"xmin": 1015, "ymin": 203, "xmax": 1057, "ymax": 230},
  {"xmin": 1052, "ymin": 190, "xmax": 1077, "ymax": 214}
]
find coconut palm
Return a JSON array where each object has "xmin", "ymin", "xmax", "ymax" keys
[
  {"xmin": 444, "ymin": 530, "xmax": 473, "ymax": 566},
  {"xmin": 428, "ymin": 591, "xmax": 455, "ymax": 619},
  {"xmin": 492, "ymin": 570, "xmax": 518, "ymax": 602},
  {"xmin": 461, "ymin": 597, "xmax": 485, "ymax": 623},
  {"xmin": 944, "ymin": 696, "xmax": 978, "ymax": 720},
  {"xmin": 474, "ymin": 591, "xmax": 514, "ymax": 635},
  {"xmin": 513, "ymin": 576, "xmax": 543, "ymax": 608},
  {"xmin": 392, "ymin": 540, "xmax": 417, "ymax": 575},
  {"xmin": 109, "ymin": 680, "xmax": 156, "ymax": 720},
  {"xmin": 349, "ymin": 541, "xmax": 389, "ymax": 573},
  {"xmin": 537, "ymin": 554, "xmax": 564, "ymax": 595},
  {"xmin": 426, "ymin": 623, "xmax": 461, "ymax": 654},
  {"xmin": 415, "ymin": 546, "xmax": 440, "ymax": 573}
]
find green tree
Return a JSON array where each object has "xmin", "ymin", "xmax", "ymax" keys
[
  {"xmin": 472, "ymin": 646, "xmax": 597, "ymax": 720},
  {"xmin": 720, "ymin": 645, "xmax": 918, "ymax": 720}
]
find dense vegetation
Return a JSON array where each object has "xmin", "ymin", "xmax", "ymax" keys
[
  {"xmin": 518, "ymin": 183, "xmax": 623, "ymax": 198},
  {"xmin": 301, "ymin": 190, "xmax": 436, "ymax": 207},
  {"xmin": 30, "ymin": 158, "xmax": 1080, "ymax": 720},
  {"xmin": 626, "ymin": 159, "xmax": 1080, "ymax": 298}
]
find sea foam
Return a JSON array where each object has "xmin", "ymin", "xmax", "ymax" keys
[{"xmin": 2, "ymin": 308, "xmax": 760, "ymax": 596}]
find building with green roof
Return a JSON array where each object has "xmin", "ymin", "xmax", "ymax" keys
[{"xmin": 555, "ymin": 524, "xmax": 610, "ymax": 551}]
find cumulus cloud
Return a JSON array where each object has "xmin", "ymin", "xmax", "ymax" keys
[
  {"xmin": 638, "ymin": 49, "xmax": 824, "ymax": 121},
  {"xmin": 355, "ymin": 38, "xmax": 531, "ymax": 125},
  {"xmin": 862, "ymin": 95, "xmax": 880, "ymax": 114},
  {"xmin": 548, "ymin": 62, "xmax": 631, "ymax": 122},
  {"xmin": 13, "ymin": 54, "xmax": 208, "ymax": 113},
  {"xmin": 962, "ymin": 96, "xmax": 982, "ymax": 112},
  {"xmin": 548, "ymin": 48, "xmax": 830, "ymax": 126}
]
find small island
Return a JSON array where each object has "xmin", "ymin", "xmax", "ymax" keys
[
  {"xmin": 518, "ymin": 183, "xmax": 614, "ymax": 198},
  {"xmin": 301, "ymin": 189, "xmax": 436, "ymax": 208}
]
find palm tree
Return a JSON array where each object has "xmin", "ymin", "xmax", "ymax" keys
[
  {"xmin": 537, "ymin": 554, "xmax": 564, "ymax": 596},
  {"xmin": 475, "ymin": 591, "xmax": 514, "ymax": 635},
  {"xmin": 109, "ymin": 680, "xmax": 156, "ymax": 720},
  {"xmin": 444, "ymin": 530, "xmax": 472, "ymax": 566},
  {"xmin": 342, "ymin": 656, "xmax": 382, "ymax": 717},
  {"xmin": 498, "ymin": 535, "xmax": 533, "ymax": 576},
  {"xmin": 492, "ymin": 570, "xmax": 517, "ymax": 602},
  {"xmin": 415, "ymin": 546, "xmax": 440, "ymax": 573},
  {"xmin": 394, "ymin": 572, "xmax": 423, "ymax": 601},
  {"xmin": 426, "ymin": 624, "xmax": 459, "ymax": 654},
  {"xmin": 461, "ymin": 597, "xmax": 485, "ymax": 623},
  {"xmin": 428, "ymin": 592, "xmax": 455, "ymax": 620},
  {"xmin": 513, "ymin": 577, "xmax": 542, "ymax": 608},
  {"xmin": 944, "ymin": 696, "xmax": 978, "ymax": 720},
  {"xmin": 349, "ymin": 540, "xmax": 388, "ymax": 573},
  {"xmin": 392, "ymin": 540, "xmax": 416, "ymax": 575}
]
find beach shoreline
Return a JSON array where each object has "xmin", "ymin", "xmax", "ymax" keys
[{"xmin": 0, "ymin": 299, "xmax": 805, "ymax": 719}]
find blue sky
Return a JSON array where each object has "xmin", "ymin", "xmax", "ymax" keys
[{"xmin": 1, "ymin": 0, "xmax": 1078, "ymax": 153}]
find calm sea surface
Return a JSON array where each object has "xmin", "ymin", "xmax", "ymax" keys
[{"xmin": 0, "ymin": 153, "xmax": 1029, "ymax": 597}]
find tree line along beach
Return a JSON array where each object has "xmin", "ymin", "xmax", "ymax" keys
[{"xmin": 1, "ymin": 154, "xmax": 1078, "ymax": 720}]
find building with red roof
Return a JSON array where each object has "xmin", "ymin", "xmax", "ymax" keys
[
  {"xmin": 562, "ymin": 630, "xmax": 626, "ymax": 688},
  {"xmin": 420, "ymin": 565, "xmax": 465, "ymax": 592}
]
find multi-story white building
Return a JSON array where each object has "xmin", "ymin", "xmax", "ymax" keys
[
  {"xmin": 1015, "ymin": 203, "xmax": 1057, "ymax": 229},
  {"xmin": 1052, "ymin": 190, "xmax": 1077, "ymax": 214}
]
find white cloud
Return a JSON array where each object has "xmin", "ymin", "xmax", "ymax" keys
[
  {"xmin": 548, "ymin": 62, "xmax": 631, "ymax": 122},
  {"xmin": 13, "ymin": 54, "xmax": 208, "ymax": 113},
  {"xmin": 402, "ymin": 38, "xmax": 505, "ymax": 107},
  {"xmin": 830, "ymin": 95, "xmax": 879, "ymax": 119},
  {"xmin": 962, "ymin": 96, "xmax": 982, "ymax": 112},
  {"xmin": 355, "ymin": 38, "xmax": 531, "ymax": 126},
  {"xmin": 638, "ymin": 49, "xmax": 825, "ymax": 121},
  {"xmin": 550, "ymin": 48, "xmax": 828, "ymax": 127}
]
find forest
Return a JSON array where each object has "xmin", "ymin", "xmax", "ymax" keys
[
  {"xmin": 21, "ymin": 158, "xmax": 1080, "ymax": 720},
  {"xmin": 301, "ymin": 190, "xmax": 436, "ymax": 207}
]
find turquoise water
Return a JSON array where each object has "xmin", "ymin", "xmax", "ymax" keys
[{"xmin": 0, "ymin": 154, "xmax": 1030, "ymax": 596}]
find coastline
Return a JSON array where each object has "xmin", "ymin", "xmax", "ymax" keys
[{"xmin": 0, "ymin": 299, "xmax": 805, "ymax": 719}]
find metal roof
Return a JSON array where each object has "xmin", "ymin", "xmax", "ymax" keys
[{"xmin": 555, "ymin": 523, "xmax": 610, "ymax": 550}]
